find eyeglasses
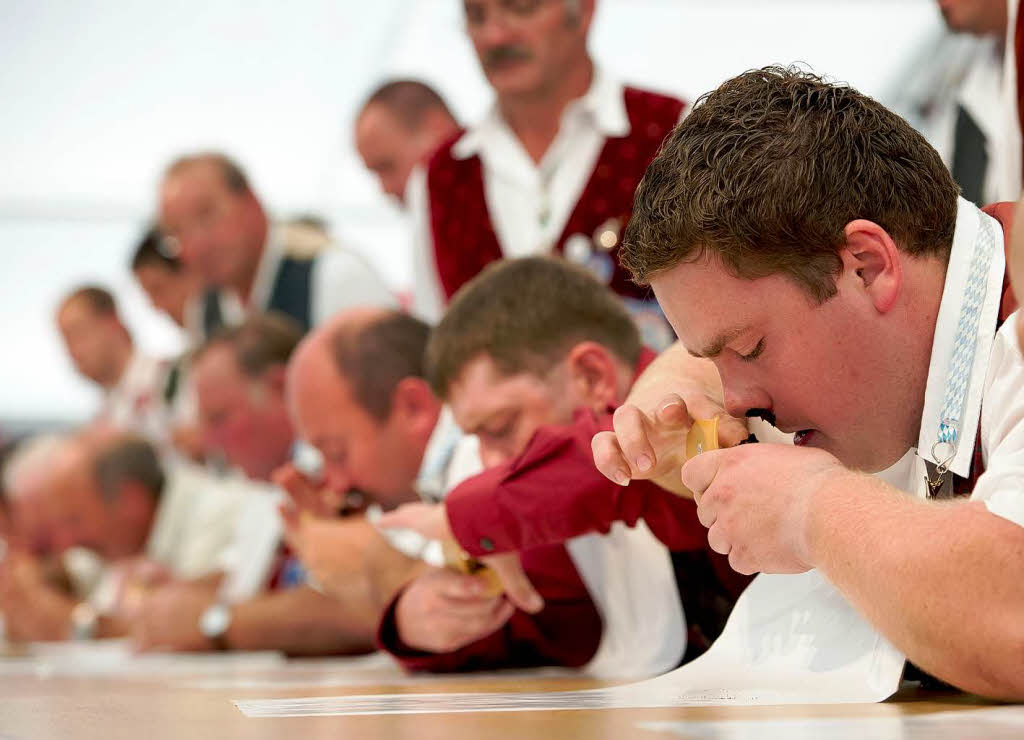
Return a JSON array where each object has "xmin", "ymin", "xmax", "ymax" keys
[{"xmin": 464, "ymin": 0, "xmax": 559, "ymax": 29}]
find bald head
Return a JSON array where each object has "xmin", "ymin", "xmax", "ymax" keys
[
  {"xmin": 291, "ymin": 307, "xmax": 429, "ymax": 421},
  {"xmin": 41, "ymin": 431, "xmax": 162, "ymax": 558},
  {"xmin": 355, "ymin": 81, "xmax": 458, "ymax": 202},
  {"xmin": 287, "ymin": 309, "xmax": 438, "ymax": 508},
  {"xmin": 3, "ymin": 435, "xmax": 69, "ymax": 553}
]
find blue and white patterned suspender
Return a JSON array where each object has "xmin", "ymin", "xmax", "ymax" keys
[{"xmin": 927, "ymin": 213, "xmax": 997, "ymax": 494}]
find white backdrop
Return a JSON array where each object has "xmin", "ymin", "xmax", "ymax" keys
[{"xmin": 0, "ymin": 0, "xmax": 946, "ymax": 427}]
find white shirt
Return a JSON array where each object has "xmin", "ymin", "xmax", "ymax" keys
[
  {"xmin": 408, "ymin": 70, "xmax": 631, "ymax": 323},
  {"xmin": 414, "ymin": 406, "xmax": 477, "ymax": 503},
  {"xmin": 98, "ymin": 351, "xmax": 171, "ymax": 450},
  {"xmin": 88, "ymin": 464, "xmax": 265, "ymax": 613},
  {"xmin": 145, "ymin": 462, "xmax": 249, "ymax": 580},
  {"xmin": 218, "ymin": 226, "xmax": 397, "ymax": 328},
  {"xmin": 932, "ymin": 200, "xmax": 1024, "ymax": 526},
  {"xmin": 997, "ymin": 0, "xmax": 1024, "ymax": 202},
  {"xmin": 215, "ymin": 476, "xmax": 285, "ymax": 604}
]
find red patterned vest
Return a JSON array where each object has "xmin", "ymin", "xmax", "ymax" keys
[{"xmin": 426, "ymin": 87, "xmax": 685, "ymax": 303}]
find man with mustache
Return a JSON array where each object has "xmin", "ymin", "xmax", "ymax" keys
[{"xmin": 407, "ymin": 0, "xmax": 684, "ymax": 346}]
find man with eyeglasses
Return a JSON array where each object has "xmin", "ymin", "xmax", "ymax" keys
[{"xmin": 407, "ymin": 0, "xmax": 685, "ymax": 348}]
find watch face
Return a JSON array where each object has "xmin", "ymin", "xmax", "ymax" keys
[{"xmin": 199, "ymin": 604, "xmax": 230, "ymax": 638}]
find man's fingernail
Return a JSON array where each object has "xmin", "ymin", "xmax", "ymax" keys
[
  {"xmin": 659, "ymin": 398, "xmax": 682, "ymax": 412},
  {"xmin": 527, "ymin": 594, "xmax": 544, "ymax": 612},
  {"xmin": 615, "ymin": 470, "xmax": 631, "ymax": 486},
  {"xmin": 636, "ymin": 454, "xmax": 652, "ymax": 472}
]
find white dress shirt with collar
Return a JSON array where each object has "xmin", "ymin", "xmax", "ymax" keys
[
  {"xmin": 407, "ymin": 70, "xmax": 631, "ymax": 323},
  {"xmin": 217, "ymin": 225, "xmax": 397, "ymax": 329},
  {"xmin": 653, "ymin": 198, "xmax": 1024, "ymax": 703},
  {"xmin": 98, "ymin": 351, "xmax": 171, "ymax": 450}
]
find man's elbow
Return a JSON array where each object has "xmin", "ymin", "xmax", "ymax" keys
[{"xmin": 945, "ymin": 630, "xmax": 1024, "ymax": 701}]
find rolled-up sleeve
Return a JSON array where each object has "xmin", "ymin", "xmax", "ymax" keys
[
  {"xmin": 973, "ymin": 314, "xmax": 1024, "ymax": 526},
  {"xmin": 446, "ymin": 410, "xmax": 708, "ymax": 558}
]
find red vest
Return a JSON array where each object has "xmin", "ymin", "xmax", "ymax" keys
[{"xmin": 426, "ymin": 87, "xmax": 686, "ymax": 302}]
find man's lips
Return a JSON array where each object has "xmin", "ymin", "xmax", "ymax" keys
[
  {"xmin": 792, "ymin": 429, "xmax": 817, "ymax": 446},
  {"xmin": 745, "ymin": 410, "xmax": 818, "ymax": 445}
]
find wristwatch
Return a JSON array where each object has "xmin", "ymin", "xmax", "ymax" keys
[
  {"xmin": 198, "ymin": 602, "xmax": 232, "ymax": 650},
  {"xmin": 70, "ymin": 602, "xmax": 98, "ymax": 641}
]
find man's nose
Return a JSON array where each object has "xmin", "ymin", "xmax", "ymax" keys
[
  {"xmin": 722, "ymin": 381, "xmax": 772, "ymax": 423},
  {"xmin": 323, "ymin": 463, "xmax": 352, "ymax": 496}
]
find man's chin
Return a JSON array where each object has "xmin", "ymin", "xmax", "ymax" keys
[{"xmin": 791, "ymin": 429, "xmax": 842, "ymax": 460}]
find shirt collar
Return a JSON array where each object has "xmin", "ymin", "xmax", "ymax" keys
[
  {"xmin": 414, "ymin": 406, "xmax": 464, "ymax": 503},
  {"xmin": 452, "ymin": 67, "xmax": 629, "ymax": 161},
  {"xmin": 248, "ymin": 224, "xmax": 285, "ymax": 311},
  {"xmin": 109, "ymin": 351, "xmax": 149, "ymax": 397},
  {"xmin": 916, "ymin": 196, "xmax": 1006, "ymax": 477}
]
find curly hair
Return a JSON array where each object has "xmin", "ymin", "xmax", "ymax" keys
[{"xmin": 622, "ymin": 65, "xmax": 958, "ymax": 301}]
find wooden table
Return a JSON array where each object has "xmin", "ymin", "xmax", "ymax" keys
[{"xmin": 0, "ymin": 655, "xmax": 1012, "ymax": 740}]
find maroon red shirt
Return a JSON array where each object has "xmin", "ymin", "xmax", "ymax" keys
[
  {"xmin": 376, "ymin": 352, "xmax": 662, "ymax": 673},
  {"xmin": 376, "ymin": 542, "xmax": 602, "ymax": 673}
]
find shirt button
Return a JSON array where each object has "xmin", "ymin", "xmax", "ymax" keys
[{"xmin": 479, "ymin": 537, "xmax": 495, "ymax": 552}]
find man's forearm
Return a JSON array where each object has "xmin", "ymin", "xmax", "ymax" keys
[
  {"xmin": 807, "ymin": 473, "xmax": 1024, "ymax": 699},
  {"xmin": 225, "ymin": 586, "xmax": 377, "ymax": 656}
]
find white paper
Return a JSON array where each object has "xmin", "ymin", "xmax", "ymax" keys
[
  {"xmin": 188, "ymin": 653, "xmax": 582, "ymax": 691},
  {"xmin": 235, "ymin": 569, "xmax": 905, "ymax": 717},
  {"xmin": 0, "ymin": 638, "xmax": 285, "ymax": 678},
  {"xmin": 637, "ymin": 706, "xmax": 1024, "ymax": 740}
]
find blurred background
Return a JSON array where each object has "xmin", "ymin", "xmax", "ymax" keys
[{"xmin": 0, "ymin": 0, "xmax": 964, "ymax": 430}]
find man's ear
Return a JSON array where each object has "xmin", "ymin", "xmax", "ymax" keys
[
  {"xmin": 389, "ymin": 377, "xmax": 438, "ymax": 431},
  {"xmin": 112, "ymin": 480, "xmax": 155, "ymax": 527},
  {"xmin": 574, "ymin": 0, "xmax": 597, "ymax": 31},
  {"xmin": 839, "ymin": 219, "xmax": 903, "ymax": 313},
  {"xmin": 565, "ymin": 341, "xmax": 619, "ymax": 411},
  {"xmin": 262, "ymin": 364, "xmax": 288, "ymax": 397},
  {"xmin": 422, "ymin": 108, "xmax": 457, "ymax": 142}
]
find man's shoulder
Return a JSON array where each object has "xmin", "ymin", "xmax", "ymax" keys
[
  {"xmin": 424, "ymin": 129, "xmax": 473, "ymax": 177},
  {"xmin": 621, "ymin": 85, "xmax": 686, "ymax": 124}
]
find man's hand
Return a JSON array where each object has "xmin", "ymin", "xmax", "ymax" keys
[
  {"xmin": 0, "ymin": 552, "xmax": 75, "ymax": 641},
  {"xmin": 395, "ymin": 569, "xmax": 517, "ymax": 653},
  {"xmin": 380, "ymin": 503, "xmax": 544, "ymax": 614},
  {"xmin": 273, "ymin": 462, "xmax": 344, "ymax": 519},
  {"xmin": 592, "ymin": 391, "xmax": 749, "ymax": 494},
  {"xmin": 132, "ymin": 582, "xmax": 217, "ymax": 652},
  {"xmin": 681, "ymin": 443, "xmax": 847, "ymax": 575},
  {"xmin": 378, "ymin": 501, "xmax": 452, "ymax": 541}
]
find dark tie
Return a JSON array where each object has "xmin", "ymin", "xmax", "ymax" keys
[
  {"xmin": 201, "ymin": 289, "xmax": 225, "ymax": 338},
  {"xmin": 951, "ymin": 104, "xmax": 988, "ymax": 205}
]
